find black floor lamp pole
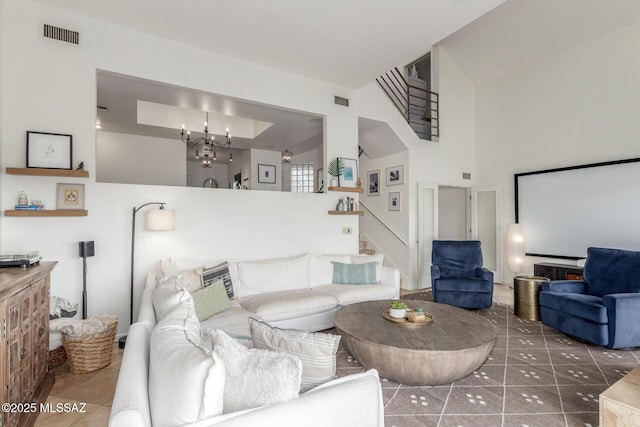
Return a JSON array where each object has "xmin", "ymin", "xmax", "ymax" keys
[
  {"xmin": 78, "ymin": 241, "xmax": 95, "ymax": 320},
  {"xmin": 120, "ymin": 202, "xmax": 167, "ymax": 349}
]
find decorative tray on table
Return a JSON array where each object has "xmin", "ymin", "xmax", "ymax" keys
[{"xmin": 382, "ymin": 309, "xmax": 433, "ymax": 326}]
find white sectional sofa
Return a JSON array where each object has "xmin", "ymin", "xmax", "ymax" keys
[{"xmin": 109, "ymin": 253, "xmax": 399, "ymax": 427}]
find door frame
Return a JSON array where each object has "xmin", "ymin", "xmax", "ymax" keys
[
  {"xmin": 470, "ymin": 185, "xmax": 502, "ymax": 284},
  {"xmin": 417, "ymin": 182, "xmax": 439, "ymax": 289}
]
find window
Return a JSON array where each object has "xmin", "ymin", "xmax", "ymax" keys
[{"xmin": 291, "ymin": 163, "xmax": 314, "ymax": 193}]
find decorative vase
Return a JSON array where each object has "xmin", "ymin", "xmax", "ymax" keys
[
  {"xmin": 389, "ymin": 308, "xmax": 406, "ymax": 319},
  {"xmin": 330, "ymin": 177, "xmax": 339, "ymax": 187}
]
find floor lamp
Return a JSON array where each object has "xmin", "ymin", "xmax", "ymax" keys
[
  {"xmin": 119, "ymin": 202, "xmax": 175, "ymax": 348},
  {"xmin": 506, "ymin": 223, "xmax": 526, "ymax": 278}
]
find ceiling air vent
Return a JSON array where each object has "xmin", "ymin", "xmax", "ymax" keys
[{"xmin": 43, "ymin": 24, "xmax": 79, "ymax": 45}]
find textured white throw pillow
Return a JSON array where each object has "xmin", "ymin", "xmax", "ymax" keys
[
  {"xmin": 210, "ymin": 329, "xmax": 302, "ymax": 413},
  {"xmin": 249, "ymin": 318, "xmax": 341, "ymax": 392},
  {"xmin": 151, "ymin": 287, "xmax": 193, "ymax": 321},
  {"xmin": 149, "ymin": 303, "xmax": 224, "ymax": 427}
]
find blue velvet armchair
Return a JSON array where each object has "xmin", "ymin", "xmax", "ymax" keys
[
  {"xmin": 539, "ymin": 247, "xmax": 640, "ymax": 349},
  {"xmin": 431, "ymin": 240, "xmax": 494, "ymax": 309}
]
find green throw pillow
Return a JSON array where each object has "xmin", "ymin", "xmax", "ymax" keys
[
  {"xmin": 332, "ymin": 261, "xmax": 377, "ymax": 285},
  {"xmin": 191, "ymin": 279, "xmax": 232, "ymax": 321}
]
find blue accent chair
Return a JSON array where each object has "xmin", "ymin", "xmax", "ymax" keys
[
  {"xmin": 431, "ymin": 240, "xmax": 494, "ymax": 309},
  {"xmin": 539, "ymin": 247, "xmax": 640, "ymax": 349}
]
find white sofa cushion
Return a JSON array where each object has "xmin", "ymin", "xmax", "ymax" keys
[
  {"xmin": 151, "ymin": 287, "xmax": 194, "ymax": 321},
  {"xmin": 240, "ymin": 289, "xmax": 337, "ymax": 322},
  {"xmin": 200, "ymin": 306, "xmax": 257, "ymax": 339},
  {"xmin": 210, "ymin": 329, "xmax": 302, "ymax": 413},
  {"xmin": 149, "ymin": 303, "xmax": 225, "ymax": 427},
  {"xmin": 309, "ymin": 254, "xmax": 352, "ymax": 288},
  {"xmin": 249, "ymin": 318, "xmax": 340, "ymax": 393},
  {"xmin": 234, "ymin": 254, "xmax": 310, "ymax": 297},
  {"xmin": 313, "ymin": 284, "xmax": 398, "ymax": 306}
]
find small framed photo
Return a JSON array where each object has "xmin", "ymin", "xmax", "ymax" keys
[
  {"xmin": 56, "ymin": 183, "xmax": 85, "ymax": 210},
  {"xmin": 389, "ymin": 192, "xmax": 401, "ymax": 211},
  {"xmin": 338, "ymin": 157, "xmax": 358, "ymax": 188},
  {"xmin": 367, "ymin": 170, "xmax": 380, "ymax": 196},
  {"xmin": 386, "ymin": 165, "xmax": 404, "ymax": 186},
  {"xmin": 27, "ymin": 131, "xmax": 72, "ymax": 169},
  {"xmin": 258, "ymin": 164, "xmax": 276, "ymax": 184}
]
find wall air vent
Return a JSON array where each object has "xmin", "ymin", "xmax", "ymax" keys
[
  {"xmin": 334, "ymin": 96, "xmax": 349, "ymax": 107},
  {"xmin": 97, "ymin": 105, "xmax": 109, "ymax": 112},
  {"xmin": 462, "ymin": 172, "xmax": 471, "ymax": 180},
  {"xmin": 43, "ymin": 24, "xmax": 79, "ymax": 45}
]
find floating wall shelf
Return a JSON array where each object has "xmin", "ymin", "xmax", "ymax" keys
[
  {"xmin": 327, "ymin": 187, "xmax": 363, "ymax": 193},
  {"xmin": 328, "ymin": 210, "xmax": 364, "ymax": 216},
  {"xmin": 6, "ymin": 167, "xmax": 89, "ymax": 178},
  {"xmin": 4, "ymin": 210, "xmax": 88, "ymax": 217}
]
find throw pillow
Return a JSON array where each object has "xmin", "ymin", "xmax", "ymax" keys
[
  {"xmin": 211, "ymin": 329, "xmax": 302, "ymax": 413},
  {"xmin": 249, "ymin": 318, "xmax": 341, "ymax": 393},
  {"xmin": 191, "ymin": 279, "xmax": 232, "ymax": 321},
  {"xmin": 151, "ymin": 287, "xmax": 194, "ymax": 321},
  {"xmin": 332, "ymin": 261, "xmax": 377, "ymax": 285},
  {"xmin": 149, "ymin": 304, "xmax": 224, "ymax": 427},
  {"xmin": 201, "ymin": 262, "xmax": 234, "ymax": 300},
  {"xmin": 350, "ymin": 253, "xmax": 384, "ymax": 283}
]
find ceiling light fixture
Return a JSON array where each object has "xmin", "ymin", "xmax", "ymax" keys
[
  {"xmin": 281, "ymin": 149, "xmax": 293, "ymax": 164},
  {"xmin": 195, "ymin": 145, "xmax": 214, "ymax": 168},
  {"xmin": 180, "ymin": 112, "xmax": 231, "ymax": 150}
]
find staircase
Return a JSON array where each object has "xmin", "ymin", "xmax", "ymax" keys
[
  {"xmin": 359, "ymin": 240, "xmax": 375, "ymax": 255},
  {"xmin": 376, "ymin": 67, "xmax": 439, "ymax": 141}
]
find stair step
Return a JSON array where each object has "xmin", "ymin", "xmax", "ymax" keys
[
  {"xmin": 360, "ymin": 249, "xmax": 375, "ymax": 255},
  {"xmin": 359, "ymin": 240, "xmax": 367, "ymax": 250}
]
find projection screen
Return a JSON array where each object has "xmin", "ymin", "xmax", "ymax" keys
[{"xmin": 515, "ymin": 158, "xmax": 640, "ymax": 259}]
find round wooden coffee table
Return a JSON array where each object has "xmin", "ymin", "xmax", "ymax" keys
[{"xmin": 334, "ymin": 300, "xmax": 497, "ymax": 385}]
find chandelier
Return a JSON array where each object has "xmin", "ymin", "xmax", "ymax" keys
[
  {"xmin": 281, "ymin": 149, "xmax": 292, "ymax": 164},
  {"xmin": 194, "ymin": 144, "xmax": 234, "ymax": 168},
  {"xmin": 180, "ymin": 112, "xmax": 231, "ymax": 149}
]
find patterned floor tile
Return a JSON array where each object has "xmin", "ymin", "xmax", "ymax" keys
[
  {"xmin": 544, "ymin": 334, "xmax": 588, "ymax": 349},
  {"xmin": 508, "ymin": 334, "xmax": 548, "ymax": 349},
  {"xmin": 564, "ymin": 411, "xmax": 600, "ymax": 427},
  {"xmin": 508, "ymin": 323, "xmax": 544, "ymax": 336},
  {"xmin": 547, "ymin": 347, "xmax": 594, "ymax": 365},
  {"xmin": 557, "ymin": 384, "xmax": 607, "ymax": 413},
  {"xmin": 598, "ymin": 363, "xmax": 638, "ymax": 386},
  {"xmin": 552, "ymin": 364, "xmax": 607, "ymax": 386},
  {"xmin": 504, "ymin": 364, "xmax": 556, "ymax": 386},
  {"xmin": 588, "ymin": 347, "xmax": 639, "ymax": 365},
  {"xmin": 502, "ymin": 413, "xmax": 567, "ymax": 427},
  {"xmin": 385, "ymin": 386, "xmax": 450, "ymax": 415},
  {"xmin": 442, "ymin": 386, "xmax": 504, "ymax": 415},
  {"xmin": 384, "ymin": 415, "xmax": 441, "ymax": 427},
  {"xmin": 506, "ymin": 347, "xmax": 551, "ymax": 365},
  {"xmin": 484, "ymin": 348, "xmax": 507, "ymax": 365},
  {"xmin": 438, "ymin": 414, "xmax": 502, "ymax": 426},
  {"xmin": 452, "ymin": 364, "xmax": 506, "ymax": 387},
  {"xmin": 503, "ymin": 385, "xmax": 563, "ymax": 414}
]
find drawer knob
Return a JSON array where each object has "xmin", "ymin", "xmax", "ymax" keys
[{"xmin": 20, "ymin": 347, "xmax": 27, "ymax": 359}]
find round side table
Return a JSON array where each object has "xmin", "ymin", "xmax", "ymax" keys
[{"xmin": 513, "ymin": 276, "xmax": 550, "ymax": 321}]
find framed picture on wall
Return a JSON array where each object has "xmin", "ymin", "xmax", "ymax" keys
[
  {"xmin": 386, "ymin": 165, "xmax": 404, "ymax": 186},
  {"xmin": 258, "ymin": 164, "xmax": 276, "ymax": 184},
  {"xmin": 367, "ymin": 170, "xmax": 380, "ymax": 196},
  {"xmin": 338, "ymin": 157, "xmax": 358, "ymax": 188},
  {"xmin": 56, "ymin": 183, "xmax": 85, "ymax": 210},
  {"xmin": 389, "ymin": 192, "xmax": 400, "ymax": 211},
  {"xmin": 27, "ymin": 131, "xmax": 72, "ymax": 169}
]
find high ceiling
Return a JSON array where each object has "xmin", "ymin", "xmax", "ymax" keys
[
  {"xmin": 438, "ymin": 0, "xmax": 640, "ymax": 87},
  {"xmin": 35, "ymin": 0, "xmax": 506, "ymax": 88}
]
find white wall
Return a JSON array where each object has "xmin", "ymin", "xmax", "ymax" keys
[
  {"xmin": 97, "ymin": 131, "xmax": 186, "ymax": 186},
  {"xmin": 473, "ymin": 19, "xmax": 640, "ymax": 283},
  {"xmin": 1, "ymin": 0, "xmax": 360, "ymax": 336}
]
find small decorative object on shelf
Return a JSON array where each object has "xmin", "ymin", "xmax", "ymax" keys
[
  {"xmin": 76, "ymin": 161, "xmax": 84, "ymax": 171},
  {"xmin": 336, "ymin": 198, "xmax": 345, "ymax": 211},
  {"xmin": 328, "ymin": 158, "xmax": 344, "ymax": 188},
  {"xmin": 17, "ymin": 190, "xmax": 28, "ymax": 206}
]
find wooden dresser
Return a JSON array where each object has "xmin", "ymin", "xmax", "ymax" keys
[{"xmin": 0, "ymin": 262, "xmax": 56, "ymax": 427}]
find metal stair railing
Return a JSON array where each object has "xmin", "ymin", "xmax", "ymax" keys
[{"xmin": 376, "ymin": 67, "xmax": 439, "ymax": 140}]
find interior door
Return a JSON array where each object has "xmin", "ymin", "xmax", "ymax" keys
[
  {"xmin": 417, "ymin": 183, "xmax": 438, "ymax": 288},
  {"xmin": 470, "ymin": 186, "xmax": 502, "ymax": 283}
]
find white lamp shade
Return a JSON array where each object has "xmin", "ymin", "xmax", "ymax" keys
[
  {"xmin": 146, "ymin": 209, "xmax": 175, "ymax": 231},
  {"xmin": 506, "ymin": 223, "xmax": 526, "ymax": 273}
]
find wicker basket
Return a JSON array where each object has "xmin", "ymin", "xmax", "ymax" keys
[
  {"xmin": 62, "ymin": 320, "xmax": 117, "ymax": 373},
  {"xmin": 48, "ymin": 345, "xmax": 67, "ymax": 369}
]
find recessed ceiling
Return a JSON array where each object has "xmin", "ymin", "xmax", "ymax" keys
[
  {"xmin": 96, "ymin": 70, "xmax": 324, "ymax": 157},
  {"xmin": 36, "ymin": 0, "xmax": 506, "ymax": 88}
]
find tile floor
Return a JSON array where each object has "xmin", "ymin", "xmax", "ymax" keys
[{"xmin": 37, "ymin": 283, "xmax": 515, "ymax": 426}]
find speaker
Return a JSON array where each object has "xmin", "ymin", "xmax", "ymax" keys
[{"xmin": 78, "ymin": 241, "xmax": 95, "ymax": 258}]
